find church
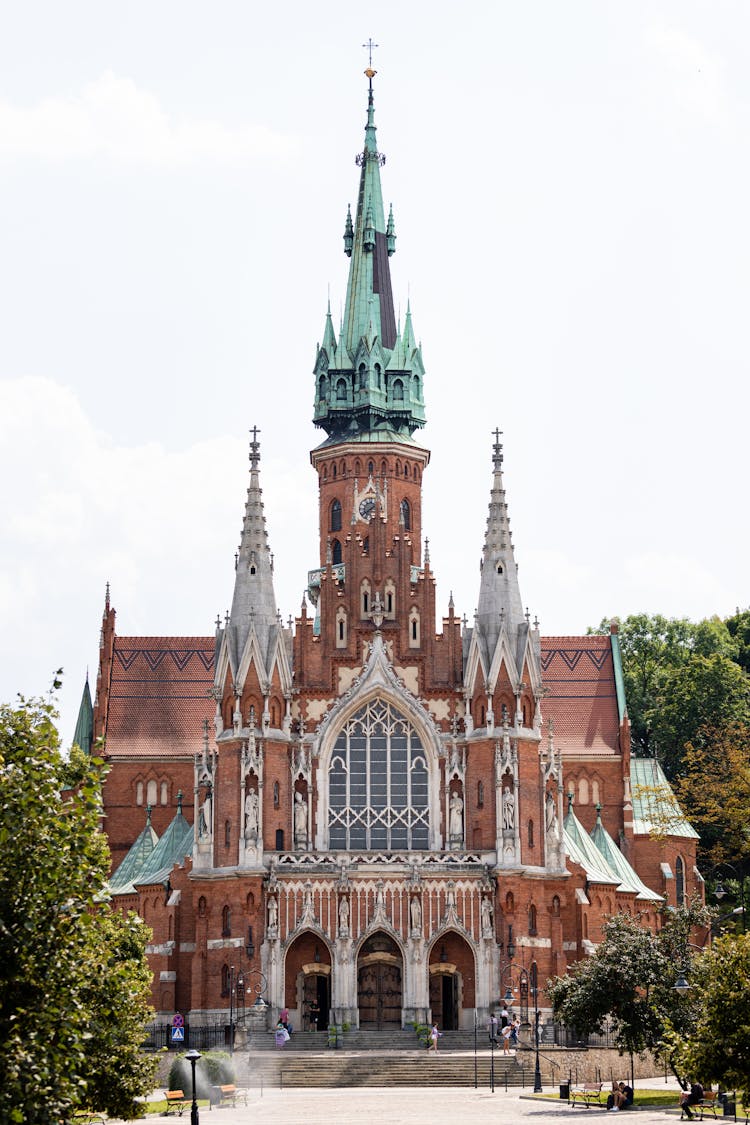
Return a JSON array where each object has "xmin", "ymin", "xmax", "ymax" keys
[{"xmin": 84, "ymin": 71, "xmax": 700, "ymax": 1033}]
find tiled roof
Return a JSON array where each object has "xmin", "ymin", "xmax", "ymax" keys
[
  {"xmin": 105, "ymin": 636, "xmax": 215, "ymax": 757},
  {"xmin": 541, "ymin": 636, "xmax": 620, "ymax": 756},
  {"xmin": 631, "ymin": 758, "xmax": 699, "ymax": 840}
]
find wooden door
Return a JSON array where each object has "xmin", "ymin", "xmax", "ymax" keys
[{"xmin": 357, "ymin": 962, "xmax": 402, "ymax": 1028}]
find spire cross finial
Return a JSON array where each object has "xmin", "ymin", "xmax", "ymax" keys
[
  {"xmin": 362, "ymin": 38, "xmax": 378, "ymax": 68},
  {"xmin": 492, "ymin": 428, "xmax": 504, "ymax": 471},
  {"xmin": 249, "ymin": 426, "xmax": 261, "ymax": 470}
]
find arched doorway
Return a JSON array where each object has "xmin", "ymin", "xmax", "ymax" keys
[
  {"xmin": 357, "ymin": 932, "xmax": 403, "ymax": 1028},
  {"xmin": 284, "ymin": 932, "xmax": 331, "ymax": 1031},
  {"xmin": 428, "ymin": 932, "xmax": 474, "ymax": 1031}
]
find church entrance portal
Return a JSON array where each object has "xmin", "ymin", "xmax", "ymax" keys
[
  {"xmin": 357, "ymin": 933, "xmax": 403, "ymax": 1028},
  {"xmin": 430, "ymin": 971, "xmax": 459, "ymax": 1030},
  {"xmin": 303, "ymin": 972, "xmax": 330, "ymax": 1031}
]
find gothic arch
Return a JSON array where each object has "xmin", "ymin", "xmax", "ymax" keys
[{"xmin": 314, "ymin": 663, "xmax": 444, "ymax": 851}]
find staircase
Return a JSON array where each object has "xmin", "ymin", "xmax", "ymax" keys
[{"xmin": 235, "ymin": 1030, "xmax": 556, "ymax": 1089}]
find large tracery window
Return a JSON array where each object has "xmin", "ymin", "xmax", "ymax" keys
[{"xmin": 328, "ymin": 698, "xmax": 429, "ymax": 850}]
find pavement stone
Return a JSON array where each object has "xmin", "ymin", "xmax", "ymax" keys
[{"xmin": 110, "ymin": 1076, "xmax": 685, "ymax": 1125}]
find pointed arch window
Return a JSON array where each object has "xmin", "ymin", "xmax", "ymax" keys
[
  {"xmin": 409, "ymin": 607, "xmax": 420, "ymax": 648},
  {"xmin": 579, "ymin": 778, "xmax": 589, "ymax": 805},
  {"xmin": 400, "ymin": 499, "xmax": 411, "ymax": 530},
  {"xmin": 392, "ymin": 379, "xmax": 404, "ymax": 402},
  {"xmin": 160, "ymin": 780, "xmax": 168, "ymax": 805},
  {"xmin": 222, "ymin": 905, "xmax": 231, "ymax": 937},
  {"xmin": 336, "ymin": 378, "xmax": 347, "ymax": 401},
  {"xmin": 528, "ymin": 904, "xmax": 537, "ymax": 936},
  {"xmin": 675, "ymin": 855, "xmax": 685, "ymax": 905},
  {"xmin": 147, "ymin": 780, "xmax": 157, "ymax": 807},
  {"xmin": 221, "ymin": 964, "xmax": 231, "ymax": 996},
  {"xmin": 318, "ymin": 375, "xmax": 327, "ymax": 401},
  {"xmin": 328, "ymin": 698, "xmax": 429, "ymax": 850},
  {"xmin": 336, "ymin": 606, "xmax": 347, "ymax": 648},
  {"xmin": 384, "ymin": 578, "xmax": 395, "ymax": 618},
  {"xmin": 332, "ymin": 539, "xmax": 342, "ymax": 565},
  {"xmin": 136, "ymin": 781, "xmax": 144, "ymax": 805},
  {"xmin": 330, "ymin": 499, "xmax": 342, "ymax": 532},
  {"xmin": 413, "ymin": 375, "xmax": 421, "ymax": 400},
  {"xmin": 360, "ymin": 579, "xmax": 371, "ymax": 618}
]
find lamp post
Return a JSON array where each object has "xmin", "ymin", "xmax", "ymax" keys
[
  {"xmin": 531, "ymin": 972, "xmax": 542, "ymax": 1093},
  {"xmin": 473, "ymin": 1010, "xmax": 478, "ymax": 1089},
  {"xmin": 185, "ymin": 1048, "xmax": 201, "ymax": 1125},
  {"xmin": 228, "ymin": 966, "xmax": 235, "ymax": 1055},
  {"xmin": 490, "ymin": 1019, "xmax": 495, "ymax": 1094}
]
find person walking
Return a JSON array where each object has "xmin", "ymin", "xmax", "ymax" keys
[
  {"xmin": 427, "ymin": 1022, "xmax": 442, "ymax": 1052},
  {"xmin": 488, "ymin": 1013, "xmax": 498, "ymax": 1043},
  {"xmin": 501, "ymin": 1022, "xmax": 513, "ymax": 1054}
]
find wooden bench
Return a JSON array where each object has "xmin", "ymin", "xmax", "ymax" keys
[
  {"xmin": 73, "ymin": 1113, "xmax": 106, "ymax": 1125},
  {"xmin": 217, "ymin": 1084, "xmax": 248, "ymax": 1108},
  {"xmin": 163, "ymin": 1089, "xmax": 189, "ymax": 1116},
  {"xmin": 681, "ymin": 1091, "xmax": 721, "ymax": 1120},
  {"xmin": 570, "ymin": 1083, "xmax": 605, "ymax": 1108}
]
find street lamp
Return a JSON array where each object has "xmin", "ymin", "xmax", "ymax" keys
[
  {"xmin": 185, "ymin": 1048, "xmax": 201, "ymax": 1125},
  {"xmin": 228, "ymin": 966, "xmax": 236, "ymax": 1055}
]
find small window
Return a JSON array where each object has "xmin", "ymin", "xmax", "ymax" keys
[
  {"xmin": 136, "ymin": 781, "xmax": 144, "ymax": 806},
  {"xmin": 368, "ymin": 461, "xmax": 374, "ymax": 473},
  {"xmin": 592, "ymin": 779, "xmax": 600, "ymax": 805},
  {"xmin": 579, "ymin": 778, "xmax": 589, "ymax": 805},
  {"xmin": 552, "ymin": 895, "xmax": 560, "ymax": 916},
  {"xmin": 147, "ymin": 780, "xmax": 157, "ymax": 807},
  {"xmin": 318, "ymin": 375, "xmax": 327, "ymax": 400},
  {"xmin": 275, "ymin": 828, "xmax": 285, "ymax": 851},
  {"xmin": 477, "ymin": 781, "xmax": 484, "ymax": 809},
  {"xmin": 413, "ymin": 375, "xmax": 420, "ymax": 399},
  {"xmin": 392, "ymin": 378, "xmax": 404, "ymax": 401},
  {"xmin": 160, "ymin": 781, "xmax": 168, "ymax": 805},
  {"xmin": 505, "ymin": 892, "xmax": 514, "ymax": 913},
  {"xmin": 332, "ymin": 539, "xmax": 342, "ymax": 565},
  {"xmin": 528, "ymin": 819, "xmax": 534, "ymax": 847},
  {"xmin": 400, "ymin": 499, "xmax": 411, "ymax": 530},
  {"xmin": 224, "ymin": 820, "xmax": 231, "ymax": 848},
  {"xmin": 336, "ymin": 378, "xmax": 347, "ymax": 401},
  {"xmin": 363, "ymin": 536, "xmax": 369, "ymax": 556},
  {"xmin": 331, "ymin": 499, "xmax": 342, "ymax": 532},
  {"xmin": 222, "ymin": 905, "xmax": 231, "ymax": 937},
  {"xmin": 404, "ymin": 463, "xmax": 409, "ymax": 477},
  {"xmin": 273, "ymin": 781, "xmax": 280, "ymax": 809},
  {"xmin": 221, "ymin": 964, "xmax": 230, "ymax": 996},
  {"xmin": 528, "ymin": 904, "xmax": 537, "ymax": 936}
]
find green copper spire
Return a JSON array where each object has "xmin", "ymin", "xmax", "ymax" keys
[{"xmin": 313, "ymin": 69, "xmax": 426, "ymax": 446}]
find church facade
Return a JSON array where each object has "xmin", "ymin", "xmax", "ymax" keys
[{"xmin": 91, "ymin": 73, "xmax": 700, "ymax": 1032}]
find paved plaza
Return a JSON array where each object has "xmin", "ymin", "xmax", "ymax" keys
[{"xmin": 118, "ymin": 1077, "xmax": 686, "ymax": 1125}]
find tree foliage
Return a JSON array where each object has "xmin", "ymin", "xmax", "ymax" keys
[
  {"xmin": 548, "ymin": 902, "xmax": 712, "ymax": 1073},
  {"xmin": 665, "ymin": 934, "xmax": 750, "ymax": 1106},
  {"xmin": 0, "ymin": 695, "xmax": 157, "ymax": 1124}
]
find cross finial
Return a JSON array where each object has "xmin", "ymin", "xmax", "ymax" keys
[
  {"xmin": 249, "ymin": 426, "xmax": 261, "ymax": 470},
  {"xmin": 362, "ymin": 38, "xmax": 378, "ymax": 68},
  {"xmin": 492, "ymin": 428, "xmax": 504, "ymax": 471}
]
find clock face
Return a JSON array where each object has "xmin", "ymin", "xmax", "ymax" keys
[{"xmin": 358, "ymin": 496, "xmax": 376, "ymax": 521}]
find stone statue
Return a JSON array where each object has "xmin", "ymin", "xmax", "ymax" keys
[
  {"xmin": 449, "ymin": 792, "xmax": 464, "ymax": 839},
  {"xmin": 545, "ymin": 789, "xmax": 558, "ymax": 835},
  {"xmin": 267, "ymin": 895, "xmax": 278, "ymax": 929},
  {"xmin": 502, "ymin": 787, "xmax": 515, "ymax": 831},
  {"xmin": 338, "ymin": 896, "xmax": 349, "ymax": 932},
  {"xmin": 294, "ymin": 791, "xmax": 308, "ymax": 848},
  {"xmin": 410, "ymin": 895, "xmax": 422, "ymax": 932},
  {"xmin": 244, "ymin": 786, "xmax": 259, "ymax": 837},
  {"xmin": 481, "ymin": 896, "xmax": 494, "ymax": 936},
  {"xmin": 198, "ymin": 792, "xmax": 212, "ymax": 838}
]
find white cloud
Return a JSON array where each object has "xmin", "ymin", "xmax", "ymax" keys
[
  {"xmin": 644, "ymin": 23, "xmax": 728, "ymax": 127},
  {"xmin": 0, "ymin": 71, "xmax": 292, "ymax": 164}
]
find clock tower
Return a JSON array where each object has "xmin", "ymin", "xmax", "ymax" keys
[{"xmin": 299, "ymin": 69, "xmax": 449, "ymax": 689}]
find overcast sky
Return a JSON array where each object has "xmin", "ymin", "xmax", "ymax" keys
[{"xmin": 1, "ymin": 1, "xmax": 747, "ymax": 745}]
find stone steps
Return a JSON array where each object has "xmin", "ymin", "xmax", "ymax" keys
[
  {"xmin": 245, "ymin": 1028, "xmax": 482, "ymax": 1052},
  {"xmin": 238, "ymin": 1050, "xmax": 549, "ymax": 1088}
]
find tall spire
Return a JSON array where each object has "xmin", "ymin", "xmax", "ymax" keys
[
  {"xmin": 312, "ymin": 68, "xmax": 426, "ymax": 445},
  {"xmin": 227, "ymin": 427, "xmax": 279, "ymax": 663},
  {"xmin": 475, "ymin": 430, "xmax": 525, "ymax": 653}
]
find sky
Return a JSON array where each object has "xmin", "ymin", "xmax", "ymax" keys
[{"xmin": 1, "ymin": 1, "xmax": 748, "ymax": 746}]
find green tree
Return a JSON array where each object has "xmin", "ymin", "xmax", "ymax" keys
[
  {"xmin": 0, "ymin": 695, "xmax": 157, "ymax": 1124},
  {"xmin": 672, "ymin": 722, "xmax": 750, "ymax": 875},
  {"xmin": 725, "ymin": 608, "xmax": 750, "ymax": 675},
  {"xmin": 548, "ymin": 902, "xmax": 711, "ymax": 1080},
  {"xmin": 651, "ymin": 656, "xmax": 750, "ymax": 779},
  {"xmin": 665, "ymin": 934, "xmax": 750, "ymax": 1106}
]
